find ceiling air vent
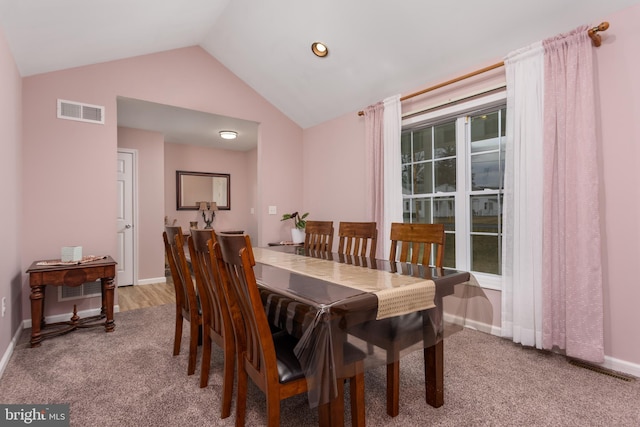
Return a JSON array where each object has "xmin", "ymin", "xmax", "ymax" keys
[{"xmin": 57, "ymin": 99, "xmax": 105, "ymax": 124}]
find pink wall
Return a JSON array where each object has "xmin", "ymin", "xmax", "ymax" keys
[
  {"xmin": 258, "ymin": 121, "xmax": 305, "ymax": 243},
  {"xmin": 303, "ymin": 113, "xmax": 368, "ymax": 229},
  {"xmin": 302, "ymin": 7, "xmax": 640, "ymax": 370},
  {"xmin": 594, "ymin": 5, "xmax": 640, "ymax": 369},
  {"xmin": 0, "ymin": 28, "xmax": 22, "ymax": 355},
  {"xmin": 117, "ymin": 127, "xmax": 166, "ymax": 283},
  {"xmin": 163, "ymin": 142, "xmax": 255, "ymax": 239},
  {"xmin": 21, "ymin": 46, "xmax": 303, "ymax": 319}
]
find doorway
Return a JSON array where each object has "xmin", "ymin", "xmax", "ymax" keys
[{"xmin": 116, "ymin": 149, "xmax": 136, "ymax": 287}]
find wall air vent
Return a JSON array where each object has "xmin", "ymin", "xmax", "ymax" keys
[
  {"xmin": 58, "ymin": 280, "xmax": 102, "ymax": 301},
  {"xmin": 57, "ymin": 99, "xmax": 105, "ymax": 124}
]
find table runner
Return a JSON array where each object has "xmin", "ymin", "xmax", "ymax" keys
[{"xmin": 253, "ymin": 248, "xmax": 435, "ymax": 319}]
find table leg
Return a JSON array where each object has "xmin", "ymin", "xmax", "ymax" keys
[
  {"xmin": 424, "ymin": 340, "xmax": 444, "ymax": 407},
  {"xmin": 29, "ymin": 285, "xmax": 45, "ymax": 348},
  {"xmin": 102, "ymin": 276, "xmax": 116, "ymax": 332},
  {"xmin": 318, "ymin": 394, "xmax": 344, "ymax": 427},
  {"xmin": 318, "ymin": 401, "xmax": 331, "ymax": 426}
]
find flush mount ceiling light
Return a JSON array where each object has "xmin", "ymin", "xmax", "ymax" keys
[
  {"xmin": 219, "ymin": 130, "xmax": 238, "ymax": 140},
  {"xmin": 311, "ymin": 42, "xmax": 329, "ymax": 58}
]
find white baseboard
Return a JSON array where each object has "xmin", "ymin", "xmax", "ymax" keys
[
  {"xmin": 135, "ymin": 277, "xmax": 166, "ymax": 286},
  {"xmin": 444, "ymin": 312, "xmax": 501, "ymax": 336},
  {"xmin": 602, "ymin": 355, "xmax": 640, "ymax": 378},
  {"xmin": 0, "ymin": 323, "xmax": 23, "ymax": 380}
]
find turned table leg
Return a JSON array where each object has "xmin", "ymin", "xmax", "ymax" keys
[
  {"xmin": 102, "ymin": 276, "xmax": 116, "ymax": 332},
  {"xmin": 30, "ymin": 284, "xmax": 45, "ymax": 348}
]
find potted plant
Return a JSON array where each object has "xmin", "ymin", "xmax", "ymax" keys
[{"xmin": 281, "ymin": 211, "xmax": 308, "ymax": 243}]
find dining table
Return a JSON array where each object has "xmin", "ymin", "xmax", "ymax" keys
[{"xmin": 252, "ymin": 245, "xmax": 485, "ymax": 425}]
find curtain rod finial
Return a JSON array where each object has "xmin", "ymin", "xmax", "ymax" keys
[{"xmin": 589, "ymin": 21, "xmax": 610, "ymax": 47}]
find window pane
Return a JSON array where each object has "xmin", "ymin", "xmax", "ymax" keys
[
  {"xmin": 413, "ymin": 162, "xmax": 432, "ymax": 194},
  {"xmin": 401, "ymin": 132, "xmax": 411, "ymax": 163},
  {"xmin": 500, "ymin": 145, "xmax": 505, "ymax": 189},
  {"xmin": 470, "ymin": 195, "xmax": 500, "ymax": 233},
  {"xmin": 471, "ymin": 152, "xmax": 501, "ymax": 190},
  {"xmin": 403, "ymin": 199, "xmax": 411, "ymax": 222},
  {"xmin": 444, "ymin": 233, "xmax": 455, "ymax": 269},
  {"xmin": 433, "ymin": 197, "xmax": 455, "ymax": 231},
  {"xmin": 413, "ymin": 128, "xmax": 431, "ymax": 161},
  {"xmin": 471, "ymin": 234, "xmax": 500, "ymax": 274},
  {"xmin": 434, "ymin": 158, "xmax": 456, "ymax": 192},
  {"xmin": 402, "ymin": 164, "xmax": 412, "ymax": 194},
  {"xmin": 413, "ymin": 198, "xmax": 431, "ymax": 223},
  {"xmin": 500, "ymin": 107, "xmax": 506, "ymax": 136},
  {"xmin": 434, "ymin": 122, "xmax": 455, "ymax": 159},
  {"xmin": 471, "ymin": 111, "xmax": 499, "ymax": 142}
]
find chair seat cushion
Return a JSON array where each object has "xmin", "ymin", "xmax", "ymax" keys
[
  {"xmin": 274, "ymin": 331, "xmax": 366, "ymax": 384},
  {"xmin": 273, "ymin": 331, "xmax": 305, "ymax": 383}
]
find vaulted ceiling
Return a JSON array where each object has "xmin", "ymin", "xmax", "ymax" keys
[{"xmin": 1, "ymin": 0, "xmax": 637, "ymax": 130}]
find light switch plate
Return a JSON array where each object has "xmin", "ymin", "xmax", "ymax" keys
[{"xmin": 268, "ymin": 206, "xmax": 277, "ymax": 215}]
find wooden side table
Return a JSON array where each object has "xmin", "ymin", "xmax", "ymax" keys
[{"xmin": 26, "ymin": 256, "xmax": 117, "ymax": 347}]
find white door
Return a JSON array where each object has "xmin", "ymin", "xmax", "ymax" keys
[{"xmin": 116, "ymin": 150, "xmax": 135, "ymax": 287}]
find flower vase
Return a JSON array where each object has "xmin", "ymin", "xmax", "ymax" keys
[{"xmin": 291, "ymin": 228, "xmax": 305, "ymax": 244}]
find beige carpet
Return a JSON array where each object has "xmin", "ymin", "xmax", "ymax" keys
[{"xmin": 1, "ymin": 303, "xmax": 638, "ymax": 426}]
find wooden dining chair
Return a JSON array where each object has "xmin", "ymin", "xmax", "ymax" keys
[
  {"xmin": 188, "ymin": 229, "xmax": 235, "ymax": 418},
  {"xmin": 389, "ymin": 222, "xmax": 445, "ymax": 266},
  {"xmin": 163, "ymin": 226, "xmax": 202, "ymax": 376},
  {"xmin": 304, "ymin": 220, "xmax": 334, "ymax": 253},
  {"xmin": 212, "ymin": 233, "xmax": 365, "ymax": 427},
  {"xmin": 349, "ymin": 222, "xmax": 446, "ymax": 417},
  {"xmin": 337, "ymin": 221, "xmax": 378, "ymax": 259}
]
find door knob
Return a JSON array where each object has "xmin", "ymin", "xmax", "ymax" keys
[{"xmin": 125, "ymin": 224, "xmax": 132, "ymax": 229}]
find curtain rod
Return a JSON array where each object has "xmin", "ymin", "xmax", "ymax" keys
[{"xmin": 357, "ymin": 22, "xmax": 610, "ymax": 116}]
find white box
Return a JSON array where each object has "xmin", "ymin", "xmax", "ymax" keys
[{"xmin": 61, "ymin": 246, "xmax": 82, "ymax": 262}]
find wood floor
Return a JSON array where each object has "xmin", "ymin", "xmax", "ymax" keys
[{"xmin": 117, "ymin": 280, "xmax": 175, "ymax": 312}]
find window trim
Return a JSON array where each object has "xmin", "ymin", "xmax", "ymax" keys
[
  {"xmin": 403, "ymin": 91, "xmax": 506, "ymax": 128},
  {"xmin": 402, "ymin": 90, "xmax": 506, "ymax": 290}
]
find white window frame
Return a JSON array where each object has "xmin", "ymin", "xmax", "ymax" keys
[{"xmin": 402, "ymin": 91, "xmax": 506, "ymax": 290}]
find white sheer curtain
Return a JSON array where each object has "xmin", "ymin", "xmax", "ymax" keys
[
  {"xmin": 364, "ymin": 95, "xmax": 403, "ymax": 258},
  {"xmin": 382, "ymin": 95, "xmax": 403, "ymax": 257},
  {"xmin": 501, "ymin": 42, "xmax": 545, "ymax": 348}
]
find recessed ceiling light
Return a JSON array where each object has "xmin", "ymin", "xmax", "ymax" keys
[
  {"xmin": 219, "ymin": 130, "xmax": 237, "ymax": 140},
  {"xmin": 311, "ymin": 42, "xmax": 329, "ymax": 58}
]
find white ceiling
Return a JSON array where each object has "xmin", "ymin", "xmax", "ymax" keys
[{"xmin": 1, "ymin": 0, "xmax": 638, "ymax": 134}]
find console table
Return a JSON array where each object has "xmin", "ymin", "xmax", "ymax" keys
[{"xmin": 26, "ymin": 256, "xmax": 117, "ymax": 347}]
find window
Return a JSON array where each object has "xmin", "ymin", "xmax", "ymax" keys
[{"xmin": 401, "ymin": 93, "xmax": 506, "ymax": 289}]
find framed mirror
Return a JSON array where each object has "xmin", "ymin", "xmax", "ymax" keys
[{"xmin": 176, "ymin": 170, "xmax": 230, "ymax": 210}]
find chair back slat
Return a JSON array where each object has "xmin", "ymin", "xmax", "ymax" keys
[
  {"xmin": 338, "ymin": 222, "xmax": 378, "ymax": 258},
  {"xmin": 389, "ymin": 223, "xmax": 445, "ymax": 267}
]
